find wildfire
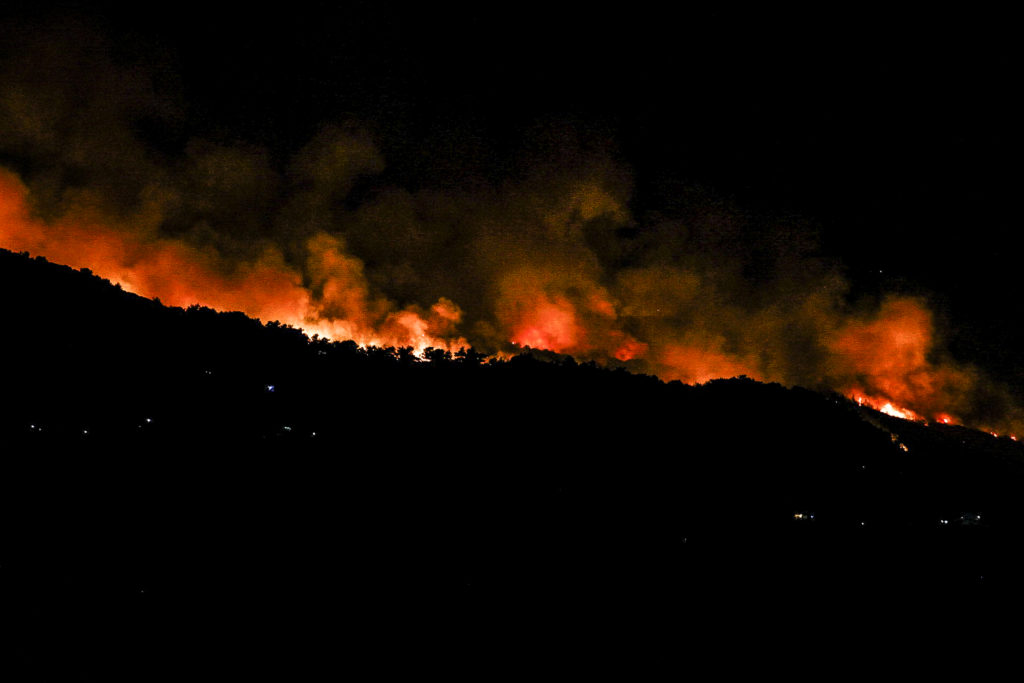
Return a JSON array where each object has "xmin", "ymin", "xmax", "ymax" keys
[
  {"xmin": 854, "ymin": 393, "xmax": 939, "ymax": 423},
  {"xmin": 1, "ymin": 146, "xmax": 1020, "ymax": 436},
  {"xmin": 0, "ymin": 169, "xmax": 467, "ymax": 354},
  {"xmin": 508, "ymin": 296, "xmax": 580, "ymax": 352},
  {"xmin": 877, "ymin": 401, "xmax": 922, "ymax": 421},
  {"xmin": 3, "ymin": 21, "xmax": 1024, "ymax": 441},
  {"xmin": 613, "ymin": 338, "xmax": 648, "ymax": 362}
]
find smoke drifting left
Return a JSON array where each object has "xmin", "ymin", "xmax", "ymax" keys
[{"xmin": 1, "ymin": 19, "xmax": 1021, "ymax": 435}]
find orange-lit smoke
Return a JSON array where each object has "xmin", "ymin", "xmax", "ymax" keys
[
  {"xmin": 4, "ymin": 153, "xmax": 1021, "ymax": 433},
  {"xmin": 0, "ymin": 169, "xmax": 465, "ymax": 353},
  {"xmin": 826, "ymin": 297, "xmax": 987, "ymax": 426},
  {"xmin": 2, "ymin": 23, "xmax": 1022, "ymax": 435},
  {"xmin": 5, "ymin": 153, "xmax": 1020, "ymax": 433}
]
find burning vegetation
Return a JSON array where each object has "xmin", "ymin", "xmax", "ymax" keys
[{"xmin": 1, "ymin": 22, "xmax": 1021, "ymax": 436}]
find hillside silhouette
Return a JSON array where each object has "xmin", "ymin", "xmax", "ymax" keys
[{"xmin": 2, "ymin": 247, "xmax": 1023, "ymax": 677}]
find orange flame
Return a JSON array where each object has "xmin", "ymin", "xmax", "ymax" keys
[
  {"xmin": 828, "ymin": 298, "xmax": 980, "ymax": 426},
  {"xmin": 1, "ymin": 169, "xmax": 466, "ymax": 353},
  {"xmin": 3, "ymin": 161, "xmax": 1021, "ymax": 435},
  {"xmin": 853, "ymin": 393, "xmax": 925, "ymax": 422}
]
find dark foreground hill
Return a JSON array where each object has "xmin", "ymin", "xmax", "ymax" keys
[{"xmin": 2, "ymin": 247, "xmax": 1024, "ymax": 676}]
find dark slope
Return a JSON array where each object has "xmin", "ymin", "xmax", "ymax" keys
[{"xmin": 2, "ymin": 247, "xmax": 1024, "ymax": 677}]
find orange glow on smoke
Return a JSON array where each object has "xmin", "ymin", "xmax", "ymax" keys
[
  {"xmin": 828, "ymin": 297, "xmax": 973, "ymax": 425},
  {"xmin": 829, "ymin": 298, "xmax": 933, "ymax": 404},
  {"xmin": 508, "ymin": 294, "xmax": 580, "ymax": 352},
  {"xmin": 0, "ymin": 169, "xmax": 465, "ymax": 352},
  {"xmin": 505, "ymin": 286, "xmax": 585, "ymax": 352},
  {"xmin": 657, "ymin": 344, "xmax": 758, "ymax": 386},
  {"xmin": 2, "ymin": 161, "xmax": 1020, "ymax": 435},
  {"xmin": 613, "ymin": 337, "xmax": 648, "ymax": 362}
]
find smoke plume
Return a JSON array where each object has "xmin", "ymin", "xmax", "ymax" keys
[{"xmin": 2, "ymin": 21, "xmax": 1021, "ymax": 435}]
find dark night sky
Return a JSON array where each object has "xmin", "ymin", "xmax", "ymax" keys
[{"xmin": 2, "ymin": 2, "xmax": 1021, "ymax": 383}]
